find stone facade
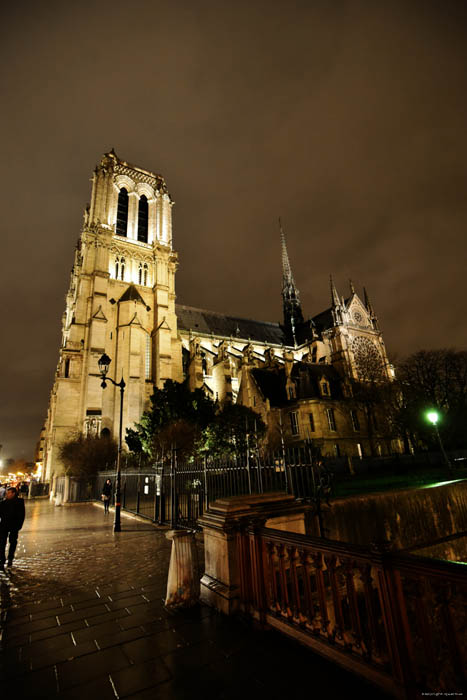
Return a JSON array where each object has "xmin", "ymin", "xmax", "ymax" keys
[{"xmin": 42, "ymin": 152, "xmax": 399, "ymax": 481}]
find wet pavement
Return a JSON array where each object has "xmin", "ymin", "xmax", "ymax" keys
[{"xmin": 0, "ymin": 500, "xmax": 389, "ymax": 699}]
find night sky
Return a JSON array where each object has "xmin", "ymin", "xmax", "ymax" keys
[{"xmin": 2, "ymin": 0, "xmax": 467, "ymax": 460}]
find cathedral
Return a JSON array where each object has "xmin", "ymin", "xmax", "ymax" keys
[{"xmin": 41, "ymin": 151, "xmax": 398, "ymax": 481}]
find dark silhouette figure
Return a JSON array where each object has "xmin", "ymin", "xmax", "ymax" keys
[
  {"xmin": 0, "ymin": 487, "xmax": 25, "ymax": 569},
  {"xmin": 101, "ymin": 479, "xmax": 112, "ymax": 514}
]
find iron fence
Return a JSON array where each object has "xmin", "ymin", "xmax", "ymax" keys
[{"xmin": 94, "ymin": 448, "xmax": 335, "ymax": 528}]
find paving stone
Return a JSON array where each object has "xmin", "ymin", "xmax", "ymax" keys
[
  {"xmin": 56, "ymin": 647, "xmax": 131, "ymax": 691},
  {"xmin": 56, "ymin": 674, "xmax": 116, "ymax": 700},
  {"xmin": 121, "ymin": 629, "xmax": 186, "ymax": 664},
  {"xmin": 15, "ymin": 665, "xmax": 59, "ymax": 698},
  {"xmin": 30, "ymin": 640, "xmax": 98, "ymax": 671},
  {"xmin": 72, "ymin": 620, "xmax": 122, "ymax": 644},
  {"xmin": 109, "ymin": 657, "xmax": 172, "ymax": 697},
  {"xmin": 95, "ymin": 625, "xmax": 146, "ymax": 651}
]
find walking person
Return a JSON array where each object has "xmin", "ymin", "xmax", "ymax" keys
[
  {"xmin": 101, "ymin": 479, "xmax": 112, "ymax": 514},
  {"xmin": 0, "ymin": 487, "xmax": 26, "ymax": 570}
]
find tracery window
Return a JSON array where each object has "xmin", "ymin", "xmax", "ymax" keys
[
  {"xmin": 137, "ymin": 195, "xmax": 148, "ymax": 243},
  {"xmin": 116, "ymin": 188, "xmax": 128, "ymax": 237},
  {"xmin": 143, "ymin": 263, "xmax": 148, "ymax": 286},
  {"xmin": 138, "ymin": 263, "xmax": 143, "ymax": 285},
  {"xmin": 115, "ymin": 256, "xmax": 125, "ymax": 280}
]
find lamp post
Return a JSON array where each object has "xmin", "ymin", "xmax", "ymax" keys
[
  {"xmin": 98, "ymin": 353, "xmax": 125, "ymax": 532},
  {"xmin": 426, "ymin": 410, "xmax": 452, "ymax": 473}
]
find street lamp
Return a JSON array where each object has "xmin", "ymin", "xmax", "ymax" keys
[
  {"xmin": 425, "ymin": 410, "xmax": 452, "ymax": 472},
  {"xmin": 98, "ymin": 353, "xmax": 126, "ymax": 532}
]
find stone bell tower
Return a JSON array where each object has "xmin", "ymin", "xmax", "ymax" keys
[{"xmin": 43, "ymin": 151, "xmax": 183, "ymax": 480}]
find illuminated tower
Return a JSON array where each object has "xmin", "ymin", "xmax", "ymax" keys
[{"xmin": 43, "ymin": 151, "xmax": 183, "ymax": 480}]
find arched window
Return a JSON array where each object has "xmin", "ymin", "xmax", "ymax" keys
[
  {"xmin": 138, "ymin": 263, "xmax": 143, "ymax": 285},
  {"xmin": 137, "ymin": 195, "xmax": 148, "ymax": 243},
  {"xmin": 143, "ymin": 263, "xmax": 148, "ymax": 286},
  {"xmin": 145, "ymin": 334, "xmax": 151, "ymax": 379},
  {"xmin": 116, "ymin": 188, "xmax": 128, "ymax": 237},
  {"xmin": 120, "ymin": 257, "xmax": 125, "ymax": 280},
  {"xmin": 115, "ymin": 257, "xmax": 120, "ymax": 279}
]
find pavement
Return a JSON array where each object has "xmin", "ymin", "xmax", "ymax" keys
[{"xmin": 0, "ymin": 500, "xmax": 389, "ymax": 699}]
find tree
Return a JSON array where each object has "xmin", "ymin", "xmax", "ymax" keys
[
  {"xmin": 126, "ymin": 380, "xmax": 216, "ymax": 460},
  {"xmin": 396, "ymin": 349, "xmax": 467, "ymax": 450},
  {"xmin": 59, "ymin": 432, "xmax": 118, "ymax": 478},
  {"xmin": 201, "ymin": 403, "xmax": 267, "ymax": 458}
]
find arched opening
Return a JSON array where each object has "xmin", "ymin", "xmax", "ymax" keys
[
  {"xmin": 116, "ymin": 188, "xmax": 128, "ymax": 237},
  {"xmin": 120, "ymin": 257, "xmax": 125, "ymax": 280},
  {"xmin": 101, "ymin": 428, "xmax": 111, "ymax": 439},
  {"xmin": 138, "ymin": 263, "xmax": 143, "ymax": 285},
  {"xmin": 143, "ymin": 263, "xmax": 148, "ymax": 286},
  {"xmin": 137, "ymin": 195, "xmax": 148, "ymax": 243}
]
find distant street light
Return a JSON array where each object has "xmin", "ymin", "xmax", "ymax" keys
[
  {"xmin": 98, "ymin": 353, "xmax": 126, "ymax": 532},
  {"xmin": 425, "ymin": 410, "xmax": 452, "ymax": 472}
]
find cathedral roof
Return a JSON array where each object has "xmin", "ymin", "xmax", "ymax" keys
[{"xmin": 176, "ymin": 304, "xmax": 287, "ymax": 345}]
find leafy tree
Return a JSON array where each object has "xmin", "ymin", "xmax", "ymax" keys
[
  {"xmin": 201, "ymin": 403, "xmax": 266, "ymax": 458},
  {"xmin": 59, "ymin": 432, "xmax": 118, "ymax": 478},
  {"xmin": 126, "ymin": 380, "xmax": 216, "ymax": 460}
]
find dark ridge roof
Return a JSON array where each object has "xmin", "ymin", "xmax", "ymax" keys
[
  {"xmin": 176, "ymin": 304, "xmax": 287, "ymax": 345},
  {"xmin": 311, "ymin": 307, "xmax": 334, "ymax": 333},
  {"xmin": 119, "ymin": 285, "xmax": 147, "ymax": 306},
  {"xmin": 252, "ymin": 362, "xmax": 343, "ymax": 407}
]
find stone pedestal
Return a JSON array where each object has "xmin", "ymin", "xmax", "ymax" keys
[
  {"xmin": 165, "ymin": 529, "xmax": 199, "ymax": 608},
  {"xmin": 198, "ymin": 492, "xmax": 308, "ymax": 614}
]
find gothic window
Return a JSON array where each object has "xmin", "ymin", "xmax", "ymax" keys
[
  {"xmin": 115, "ymin": 257, "xmax": 119, "ymax": 279},
  {"xmin": 116, "ymin": 188, "xmax": 128, "ymax": 237},
  {"xmin": 84, "ymin": 410, "xmax": 102, "ymax": 437},
  {"xmin": 143, "ymin": 263, "xmax": 148, "ymax": 286},
  {"xmin": 289, "ymin": 411, "xmax": 299, "ymax": 436},
  {"xmin": 351, "ymin": 410, "xmax": 360, "ymax": 431},
  {"xmin": 309, "ymin": 412, "xmax": 315, "ymax": 432},
  {"xmin": 138, "ymin": 263, "xmax": 143, "ymax": 285},
  {"xmin": 120, "ymin": 257, "xmax": 125, "ymax": 280},
  {"xmin": 145, "ymin": 334, "xmax": 151, "ymax": 380},
  {"xmin": 137, "ymin": 195, "xmax": 148, "ymax": 243},
  {"xmin": 326, "ymin": 408, "xmax": 336, "ymax": 432},
  {"xmin": 350, "ymin": 336, "xmax": 384, "ymax": 381}
]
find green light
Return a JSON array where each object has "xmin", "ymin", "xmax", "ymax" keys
[{"xmin": 426, "ymin": 410, "xmax": 439, "ymax": 425}]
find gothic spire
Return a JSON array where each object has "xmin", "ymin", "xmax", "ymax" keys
[
  {"xmin": 364, "ymin": 286, "xmax": 379, "ymax": 329},
  {"xmin": 279, "ymin": 218, "xmax": 304, "ymax": 345},
  {"xmin": 330, "ymin": 275, "xmax": 341, "ymax": 308}
]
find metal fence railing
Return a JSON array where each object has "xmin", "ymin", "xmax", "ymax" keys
[{"xmin": 61, "ymin": 446, "xmax": 467, "ymax": 528}]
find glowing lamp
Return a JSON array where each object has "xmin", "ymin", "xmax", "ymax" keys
[{"xmin": 426, "ymin": 411, "xmax": 439, "ymax": 426}]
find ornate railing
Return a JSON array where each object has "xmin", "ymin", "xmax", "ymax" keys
[{"xmin": 238, "ymin": 526, "xmax": 467, "ymax": 697}]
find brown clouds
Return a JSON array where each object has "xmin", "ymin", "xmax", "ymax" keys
[{"xmin": 1, "ymin": 0, "xmax": 467, "ymax": 457}]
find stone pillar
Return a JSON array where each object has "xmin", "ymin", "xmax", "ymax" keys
[
  {"xmin": 198, "ymin": 493, "xmax": 306, "ymax": 615},
  {"xmin": 165, "ymin": 529, "xmax": 199, "ymax": 608}
]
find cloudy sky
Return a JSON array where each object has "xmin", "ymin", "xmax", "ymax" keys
[{"xmin": 1, "ymin": 0, "xmax": 467, "ymax": 459}]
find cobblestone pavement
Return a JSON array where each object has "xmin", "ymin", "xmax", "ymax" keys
[
  {"xmin": 0, "ymin": 500, "xmax": 389, "ymax": 699},
  {"xmin": 0, "ymin": 500, "xmax": 174, "ymax": 608}
]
